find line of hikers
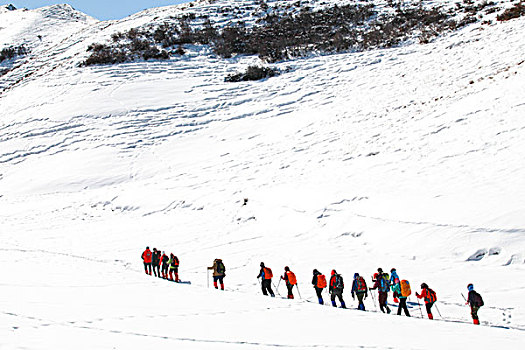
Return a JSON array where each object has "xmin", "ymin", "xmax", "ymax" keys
[
  {"xmin": 256, "ymin": 263, "xmax": 484, "ymax": 325},
  {"xmin": 141, "ymin": 247, "xmax": 181, "ymax": 282},
  {"xmin": 141, "ymin": 248, "xmax": 484, "ymax": 325}
]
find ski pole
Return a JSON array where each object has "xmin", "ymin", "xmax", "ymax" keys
[
  {"xmin": 272, "ymin": 281, "xmax": 282, "ymax": 296},
  {"xmin": 277, "ymin": 278, "xmax": 282, "ymax": 290},
  {"xmin": 207, "ymin": 269, "xmax": 210, "ymax": 288},
  {"xmin": 435, "ymin": 302, "xmax": 443, "ymax": 318},
  {"xmin": 416, "ymin": 298, "xmax": 424, "ymax": 318},
  {"xmin": 296, "ymin": 283, "xmax": 302, "ymax": 299},
  {"xmin": 370, "ymin": 289, "xmax": 378, "ymax": 310}
]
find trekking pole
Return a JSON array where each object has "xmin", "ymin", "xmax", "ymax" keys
[
  {"xmin": 272, "ymin": 281, "xmax": 282, "ymax": 296},
  {"xmin": 296, "ymin": 283, "xmax": 302, "ymax": 299},
  {"xmin": 435, "ymin": 302, "xmax": 443, "ymax": 318},
  {"xmin": 370, "ymin": 289, "xmax": 378, "ymax": 310},
  {"xmin": 277, "ymin": 278, "xmax": 282, "ymax": 291},
  {"xmin": 416, "ymin": 298, "xmax": 424, "ymax": 318}
]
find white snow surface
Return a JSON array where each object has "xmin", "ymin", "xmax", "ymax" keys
[{"xmin": 1, "ymin": 0, "xmax": 525, "ymax": 349}]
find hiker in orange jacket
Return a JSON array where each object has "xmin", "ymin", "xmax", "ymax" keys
[
  {"xmin": 416, "ymin": 283, "xmax": 437, "ymax": 319},
  {"xmin": 281, "ymin": 266, "xmax": 297, "ymax": 299},
  {"xmin": 141, "ymin": 247, "xmax": 152, "ymax": 275}
]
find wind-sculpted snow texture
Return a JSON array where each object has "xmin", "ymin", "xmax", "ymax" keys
[{"xmin": 1, "ymin": 1, "xmax": 525, "ymax": 349}]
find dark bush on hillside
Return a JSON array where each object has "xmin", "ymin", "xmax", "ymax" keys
[
  {"xmin": 497, "ymin": 2, "xmax": 525, "ymax": 21},
  {"xmin": 84, "ymin": 43, "xmax": 128, "ymax": 65},
  {"xmin": 225, "ymin": 65, "xmax": 279, "ymax": 82},
  {"xmin": 83, "ymin": 29, "xmax": 170, "ymax": 66},
  {"xmin": 0, "ymin": 45, "xmax": 28, "ymax": 63},
  {"xmin": 174, "ymin": 45, "xmax": 186, "ymax": 56},
  {"xmin": 82, "ymin": 1, "xmax": 491, "ymax": 66}
]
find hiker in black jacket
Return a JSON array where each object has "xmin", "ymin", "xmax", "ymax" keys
[
  {"xmin": 312, "ymin": 269, "xmax": 327, "ymax": 304},
  {"xmin": 467, "ymin": 284, "xmax": 484, "ymax": 325},
  {"xmin": 329, "ymin": 270, "xmax": 346, "ymax": 308}
]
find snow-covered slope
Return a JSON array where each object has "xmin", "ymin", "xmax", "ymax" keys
[{"xmin": 1, "ymin": 0, "xmax": 524, "ymax": 349}]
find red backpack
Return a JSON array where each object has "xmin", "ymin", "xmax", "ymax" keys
[
  {"xmin": 286, "ymin": 271, "xmax": 297, "ymax": 285},
  {"xmin": 263, "ymin": 267, "xmax": 273, "ymax": 279},
  {"xmin": 426, "ymin": 288, "xmax": 437, "ymax": 303},
  {"xmin": 317, "ymin": 274, "xmax": 327, "ymax": 288},
  {"xmin": 356, "ymin": 276, "xmax": 367, "ymax": 292}
]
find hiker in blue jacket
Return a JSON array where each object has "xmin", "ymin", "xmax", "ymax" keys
[
  {"xmin": 390, "ymin": 268, "xmax": 400, "ymax": 286},
  {"xmin": 256, "ymin": 262, "xmax": 275, "ymax": 297},
  {"xmin": 351, "ymin": 273, "xmax": 368, "ymax": 311}
]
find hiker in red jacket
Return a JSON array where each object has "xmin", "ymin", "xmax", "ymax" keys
[
  {"xmin": 416, "ymin": 283, "xmax": 437, "ymax": 319},
  {"xmin": 141, "ymin": 247, "xmax": 152, "ymax": 275},
  {"xmin": 281, "ymin": 266, "xmax": 297, "ymax": 299}
]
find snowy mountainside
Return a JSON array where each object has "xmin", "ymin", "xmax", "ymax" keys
[
  {"xmin": 1, "ymin": 0, "xmax": 525, "ymax": 349},
  {"xmin": 0, "ymin": 4, "xmax": 97, "ymax": 89},
  {"xmin": 0, "ymin": 4, "xmax": 96, "ymax": 49}
]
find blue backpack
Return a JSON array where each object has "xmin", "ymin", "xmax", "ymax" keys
[{"xmin": 379, "ymin": 273, "xmax": 390, "ymax": 292}]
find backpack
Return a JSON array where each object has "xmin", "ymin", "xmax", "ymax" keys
[
  {"xmin": 470, "ymin": 291, "xmax": 484, "ymax": 307},
  {"xmin": 263, "ymin": 267, "xmax": 273, "ymax": 279},
  {"xmin": 334, "ymin": 274, "xmax": 344, "ymax": 289},
  {"xmin": 426, "ymin": 288, "xmax": 437, "ymax": 303},
  {"xmin": 379, "ymin": 273, "xmax": 390, "ymax": 292},
  {"xmin": 356, "ymin": 276, "xmax": 367, "ymax": 292},
  {"xmin": 400, "ymin": 280, "xmax": 411, "ymax": 297},
  {"xmin": 286, "ymin": 271, "xmax": 297, "ymax": 285},
  {"xmin": 317, "ymin": 274, "xmax": 327, "ymax": 288},
  {"xmin": 216, "ymin": 260, "xmax": 225, "ymax": 274}
]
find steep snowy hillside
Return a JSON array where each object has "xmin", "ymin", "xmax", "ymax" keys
[{"xmin": 1, "ymin": 0, "xmax": 525, "ymax": 349}]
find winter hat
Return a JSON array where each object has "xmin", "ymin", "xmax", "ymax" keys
[
  {"xmin": 331, "ymin": 269, "xmax": 336, "ymax": 275},
  {"xmin": 260, "ymin": 262, "xmax": 265, "ymax": 267},
  {"xmin": 467, "ymin": 284, "xmax": 474, "ymax": 291},
  {"xmin": 354, "ymin": 273, "xmax": 359, "ymax": 279},
  {"xmin": 146, "ymin": 246, "xmax": 149, "ymax": 249},
  {"xmin": 377, "ymin": 268, "xmax": 383, "ymax": 273},
  {"xmin": 421, "ymin": 283, "xmax": 428, "ymax": 289},
  {"xmin": 391, "ymin": 268, "xmax": 396, "ymax": 273},
  {"xmin": 313, "ymin": 269, "xmax": 319, "ymax": 275},
  {"xmin": 284, "ymin": 266, "xmax": 290, "ymax": 271}
]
